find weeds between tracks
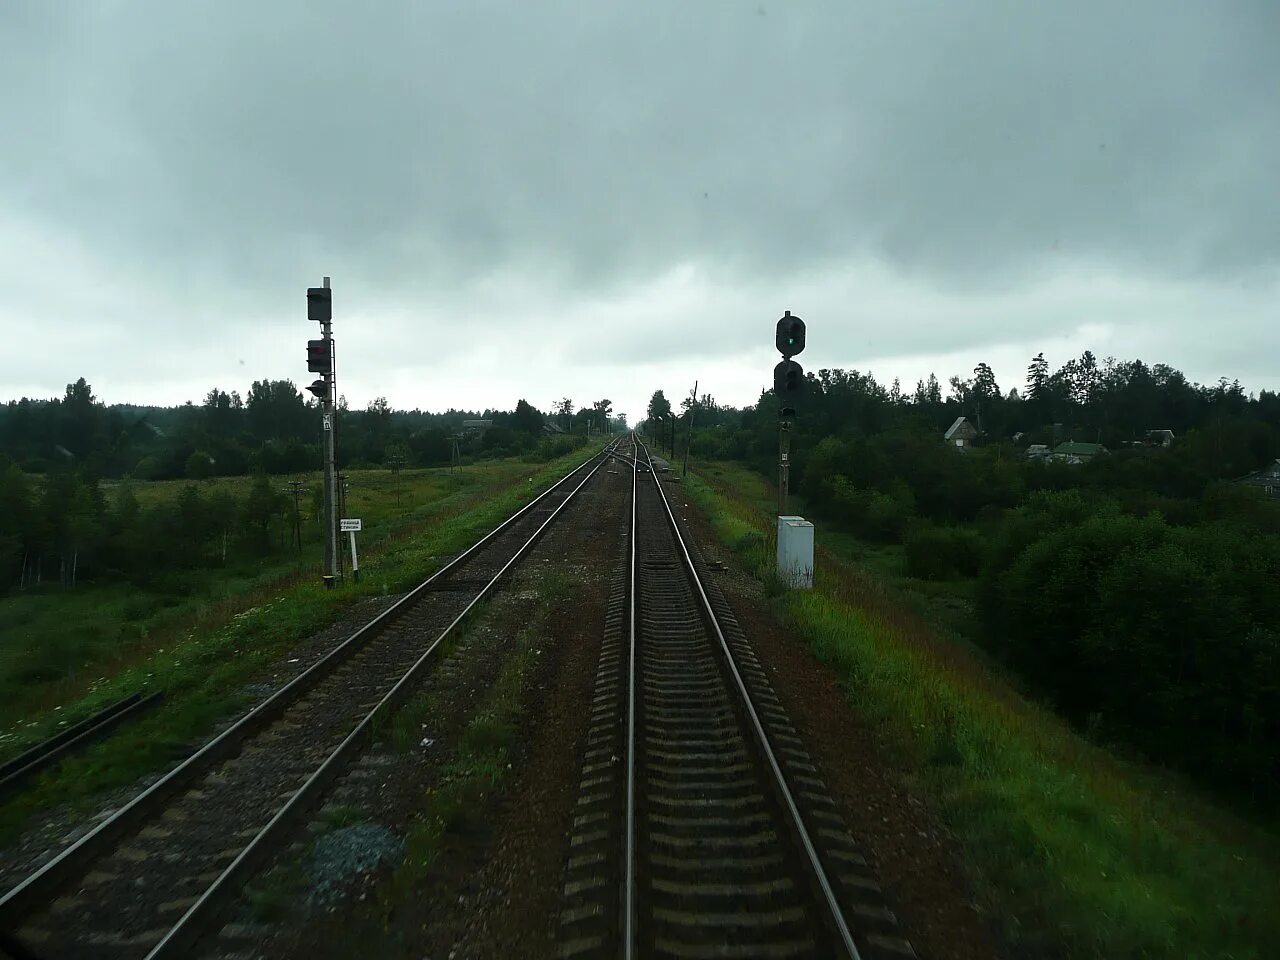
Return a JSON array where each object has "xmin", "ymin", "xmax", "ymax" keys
[{"xmin": 240, "ymin": 566, "xmax": 576, "ymax": 952}]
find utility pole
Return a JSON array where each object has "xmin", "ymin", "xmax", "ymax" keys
[
  {"xmin": 683, "ymin": 379, "xmax": 697, "ymax": 478},
  {"xmin": 285, "ymin": 479, "xmax": 305, "ymax": 551},
  {"xmin": 306, "ymin": 279, "xmax": 338, "ymax": 588},
  {"xmin": 387, "ymin": 452, "xmax": 407, "ymax": 506}
]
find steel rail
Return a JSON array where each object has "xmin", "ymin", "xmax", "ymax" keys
[
  {"xmin": 622, "ymin": 435, "xmax": 638, "ymax": 960},
  {"xmin": 146, "ymin": 444, "xmax": 617, "ymax": 959},
  {"xmin": 603, "ymin": 448, "xmax": 640, "ymax": 470},
  {"xmin": 634, "ymin": 440, "xmax": 861, "ymax": 960},
  {"xmin": 0, "ymin": 440, "xmax": 619, "ymax": 932},
  {"xmin": 0, "ymin": 691, "xmax": 165, "ymax": 795}
]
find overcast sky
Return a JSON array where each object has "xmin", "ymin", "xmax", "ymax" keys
[{"xmin": 2, "ymin": 1, "xmax": 1277, "ymax": 423}]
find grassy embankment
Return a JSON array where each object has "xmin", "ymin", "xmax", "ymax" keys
[
  {"xmin": 1, "ymin": 463, "xmax": 542, "ymax": 729},
  {"xmin": 687, "ymin": 459, "xmax": 1280, "ymax": 960},
  {"xmin": 0, "ymin": 447, "xmax": 602, "ymax": 843}
]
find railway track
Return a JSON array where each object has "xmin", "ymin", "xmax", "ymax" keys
[
  {"xmin": 0, "ymin": 440, "xmax": 621, "ymax": 960},
  {"xmin": 0, "ymin": 692, "xmax": 165, "ymax": 796},
  {"xmin": 558, "ymin": 441, "xmax": 916, "ymax": 959}
]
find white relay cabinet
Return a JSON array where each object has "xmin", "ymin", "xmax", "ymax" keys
[{"xmin": 776, "ymin": 515, "xmax": 815, "ymax": 589}]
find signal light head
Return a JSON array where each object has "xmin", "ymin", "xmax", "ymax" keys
[
  {"xmin": 774, "ymin": 359, "xmax": 804, "ymax": 419},
  {"xmin": 775, "ymin": 310, "xmax": 806, "ymax": 358},
  {"xmin": 305, "ymin": 378, "xmax": 328, "ymax": 400},
  {"xmin": 307, "ymin": 287, "xmax": 332, "ymax": 322},
  {"xmin": 306, "ymin": 338, "xmax": 332, "ymax": 373}
]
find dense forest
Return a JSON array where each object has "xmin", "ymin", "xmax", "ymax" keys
[
  {"xmin": 0, "ymin": 380, "xmax": 623, "ymax": 594},
  {"xmin": 648, "ymin": 351, "xmax": 1280, "ymax": 807}
]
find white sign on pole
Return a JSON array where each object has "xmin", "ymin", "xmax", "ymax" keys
[
  {"xmin": 340, "ymin": 518, "xmax": 362, "ymax": 532},
  {"xmin": 323, "ymin": 413, "xmax": 333, "ymax": 431}
]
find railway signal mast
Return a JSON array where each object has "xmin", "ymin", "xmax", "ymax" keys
[
  {"xmin": 774, "ymin": 311, "xmax": 814, "ymax": 588},
  {"xmin": 306, "ymin": 279, "xmax": 340, "ymax": 588},
  {"xmin": 774, "ymin": 311, "xmax": 805, "ymax": 514}
]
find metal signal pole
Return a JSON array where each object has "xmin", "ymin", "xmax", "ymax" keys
[
  {"xmin": 322, "ymin": 281, "xmax": 338, "ymax": 586},
  {"xmin": 778, "ymin": 420, "xmax": 791, "ymax": 516},
  {"xmin": 774, "ymin": 310, "xmax": 806, "ymax": 517},
  {"xmin": 307, "ymin": 278, "xmax": 339, "ymax": 588}
]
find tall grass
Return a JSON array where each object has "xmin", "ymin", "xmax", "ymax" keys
[{"xmin": 687, "ymin": 461, "xmax": 1280, "ymax": 959}]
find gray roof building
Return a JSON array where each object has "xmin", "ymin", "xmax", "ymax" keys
[
  {"xmin": 944, "ymin": 416, "xmax": 979, "ymax": 449},
  {"xmin": 1049, "ymin": 441, "xmax": 1108, "ymax": 464}
]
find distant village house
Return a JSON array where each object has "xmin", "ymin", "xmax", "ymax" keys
[
  {"xmin": 944, "ymin": 417, "xmax": 979, "ymax": 450},
  {"xmin": 1024, "ymin": 443, "xmax": 1051, "ymax": 461},
  {"xmin": 1050, "ymin": 441, "xmax": 1108, "ymax": 464}
]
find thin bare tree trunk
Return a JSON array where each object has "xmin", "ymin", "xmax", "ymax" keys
[{"xmin": 71, "ymin": 546, "xmax": 78, "ymax": 589}]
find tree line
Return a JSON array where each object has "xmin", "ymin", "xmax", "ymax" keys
[
  {"xmin": 1, "ymin": 378, "xmax": 626, "ymax": 481},
  {"xmin": 0, "ymin": 379, "xmax": 629, "ymax": 597},
  {"xmin": 0, "ymin": 462, "xmax": 300, "ymax": 596}
]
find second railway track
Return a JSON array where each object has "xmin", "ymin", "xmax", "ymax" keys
[{"xmin": 0, "ymin": 440, "xmax": 622, "ymax": 960}]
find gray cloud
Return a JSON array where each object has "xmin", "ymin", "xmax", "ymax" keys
[{"xmin": 1, "ymin": 1, "xmax": 1278, "ymax": 419}]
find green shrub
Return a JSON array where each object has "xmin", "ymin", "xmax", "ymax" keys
[
  {"xmin": 824, "ymin": 476, "xmax": 915, "ymax": 543},
  {"xmin": 982, "ymin": 493, "xmax": 1280, "ymax": 803},
  {"xmin": 904, "ymin": 523, "xmax": 984, "ymax": 579},
  {"xmin": 522, "ymin": 434, "xmax": 588, "ymax": 462},
  {"xmin": 864, "ymin": 489, "xmax": 913, "ymax": 541}
]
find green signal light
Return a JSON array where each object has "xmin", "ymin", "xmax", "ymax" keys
[{"xmin": 776, "ymin": 312, "xmax": 805, "ymax": 358}]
